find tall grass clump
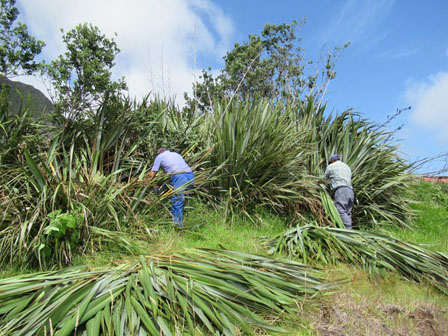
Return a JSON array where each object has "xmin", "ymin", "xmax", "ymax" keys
[
  {"xmin": 0, "ymin": 95, "xmax": 170, "ymax": 268},
  {"xmin": 195, "ymin": 97, "xmax": 412, "ymax": 228},
  {"xmin": 197, "ymin": 99, "xmax": 321, "ymax": 219},
  {"xmin": 1, "ymin": 137, "xmax": 148, "ymax": 268},
  {"xmin": 1, "ymin": 89, "xmax": 415, "ymax": 268},
  {"xmin": 0, "ymin": 91, "xmax": 211, "ymax": 268},
  {"xmin": 0, "ymin": 89, "xmax": 46, "ymax": 164},
  {"xmin": 297, "ymin": 97, "xmax": 413, "ymax": 228}
]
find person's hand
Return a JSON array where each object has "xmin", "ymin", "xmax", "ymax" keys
[{"xmin": 317, "ymin": 178, "xmax": 328, "ymax": 185}]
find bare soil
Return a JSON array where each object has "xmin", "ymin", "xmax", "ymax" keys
[{"xmin": 304, "ymin": 293, "xmax": 448, "ymax": 336}]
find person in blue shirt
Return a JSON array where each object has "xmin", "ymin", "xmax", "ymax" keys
[
  {"xmin": 149, "ymin": 148, "xmax": 194, "ymax": 227},
  {"xmin": 324, "ymin": 154, "xmax": 354, "ymax": 229}
]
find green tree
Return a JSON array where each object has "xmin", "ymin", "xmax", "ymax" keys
[
  {"xmin": 47, "ymin": 23, "xmax": 126, "ymax": 120},
  {"xmin": 186, "ymin": 21, "xmax": 348, "ymax": 112},
  {"xmin": 0, "ymin": 0, "xmax": 45, "ymax": 77}
]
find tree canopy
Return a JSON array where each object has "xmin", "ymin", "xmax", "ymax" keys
[
  {"xmin": 186, "ymin": 20, "xmax": 349, "ymax": 112},
  {"xmin": 46, "ymin": 23, "xmax": 127, "ymax": 120},
  {"xmin": 0, "ymin": 0, "xmax": 45, "ymax": 77}
]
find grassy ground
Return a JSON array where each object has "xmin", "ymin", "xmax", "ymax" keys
[
  {"xmin": 381, "ymin": 181, "xmax": 448, "ymax": 253},
  {"xmin": 1, "ymin": 181, "xmax": 447, "ymax": 335}
]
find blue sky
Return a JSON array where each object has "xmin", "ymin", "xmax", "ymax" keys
[
  {"xmin": 215, "ymin": 0, "xmax": 448, "ymax": 172},
  {"xmin": 17, "ymin": 0, "xmax": 448, "ymax": 172}
]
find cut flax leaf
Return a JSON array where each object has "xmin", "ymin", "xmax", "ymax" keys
[
  {"xmin": 320, "ymin": 188, "xmax": 344, "ymax": 228},
  {"xmin": 267, "ymin": 224, "xmax": 448, "ymax": 294},
  {"xmin": 0, "ymin": 249, "xmax": 332, "ymax": 335}
]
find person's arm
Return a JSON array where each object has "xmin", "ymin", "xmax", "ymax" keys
[
  {"xmin": 148, "ymin": 170, "xmax": 160, "ymax": 193},
  {"xmin": 149, "ymin": 155, "xmax": 162, "ymax": 191},
  {"xmin": 323, "ymin": 166, "xmax": 330, "ymax": 179},
  {"xmin": 150, "ymin": 154, "xmax": 162, "ymax": 178}
]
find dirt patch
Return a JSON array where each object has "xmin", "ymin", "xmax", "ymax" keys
[
  {"xmin": 304, "ymin": 293, "xmax": 448, "ymax": 336},
  {"xmin": 409, "ymin": 308, "xmax": 446, "ymax": 336}
]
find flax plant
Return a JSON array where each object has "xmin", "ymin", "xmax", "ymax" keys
[
  {"xmin": 297, "ymin": 97, "xmax": 412, "ymax": 227},
  {"xmin": 0, "ymin": 249, "xmax": 331, "ymax": 335},
  {"xmin": 0, "ymin": 98, "xmax": 159, "ymax": 268},
  {"xmin": 199, "ymin": 99, "xmax": 319, "ymax": 218},
  {"xmin": 267, "ymin": 224, "xmax": 448, "ymax": 294}
]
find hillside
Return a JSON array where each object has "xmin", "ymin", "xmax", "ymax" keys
[{"xmin": 0, "ymin": 77, "xmax": 53, "ymax": 116}]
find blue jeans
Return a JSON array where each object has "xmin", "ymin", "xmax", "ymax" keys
[{"xmin": 170, "ymin": 172, "xmax": 194, "ymax": 223}]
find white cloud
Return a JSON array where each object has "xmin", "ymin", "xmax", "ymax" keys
[
  {"xmin": 16, "ymin": 0, "xmax": 235, "ymax": 105},
  {"xmin": 404, "ymin": 72, "xmax": 448, "ymax": 144},
  {"xmin": 377, "ymin": 46, "xmax": 420, "ymax": 59},
  {"xmin": 316, "ymin": 0, "xmax": 395, "ymax": 48}
]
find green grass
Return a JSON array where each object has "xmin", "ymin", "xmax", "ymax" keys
[
  {"xmin": 147, "ymin": 201, "xmax": 287, "ymax": 253},
  {"xmin": 68, "ymin": 200, "xmax": 289, "ymax": 269},
  {"xmin": 329, "ymin": 264, "xmax": 448, "ymax": 307},
  {"xmin": 381, "ymin": 181, "xmax": 448, "ymax": 253}
]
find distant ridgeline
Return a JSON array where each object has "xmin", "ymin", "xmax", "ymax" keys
[{"xmin": 0, "ymin": 76, "xmax": 53, "ymax": 116}]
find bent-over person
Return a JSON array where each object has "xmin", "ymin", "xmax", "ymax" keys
[
  {"xmin": 324, "ymin": 154, "xmax": 354, "ymax": 229},
  {"xmin": 149, "ymin": 148, "xmax": 194, "ymax": 228}
]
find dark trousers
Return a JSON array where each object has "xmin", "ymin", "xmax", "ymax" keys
[
  {"xmin": 170, "ymin": 172, "xmax": 194, "ymax": 223},
  {"xmin": 333, "ymin": 187, "xmax": 354, "ymax": 229}
]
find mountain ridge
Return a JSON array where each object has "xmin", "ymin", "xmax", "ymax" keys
[{"xmin": 0, "ymin": 77, "xmax": 53, "ymax": 116}]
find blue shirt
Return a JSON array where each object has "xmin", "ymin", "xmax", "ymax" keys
[
  {"xmin": 324, "ymin": 160, "xmax": 352, "ymax": 190},
  {"xmin": 151, "ymin": 151, "xmax": 192, "ymax": 174}
]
